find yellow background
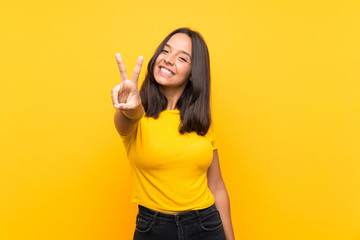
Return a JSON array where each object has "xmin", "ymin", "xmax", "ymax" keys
[{"xmin": 1, "ymin": 0, "xmax": 359, "ymax": 239}]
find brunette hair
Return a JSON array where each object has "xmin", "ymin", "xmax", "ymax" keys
[{"xmin": 140, "ymin": 27, "xmax": 211, "ymax": 136}]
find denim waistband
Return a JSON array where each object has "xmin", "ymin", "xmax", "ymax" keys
[{"xmin": 137, "ymin": 203, "xmax": 217, "ymax": 224}]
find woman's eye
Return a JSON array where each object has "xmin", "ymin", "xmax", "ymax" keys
[
  {"xmin": 161, "ymin": 49, "xmax": 169, "ymax": 53},
  {"xmin": 179, "ymin": 57, "xmax": 187, "ymax": 62}
]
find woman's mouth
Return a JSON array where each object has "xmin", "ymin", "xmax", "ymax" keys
[{"xmin": 159, "ymin": 67, "xmax": 175, "ymax": 77}]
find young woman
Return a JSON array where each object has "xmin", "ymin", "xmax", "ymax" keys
[{"xmin": 111, "ymin": 27, "xmax": 235, "ymax": 240}]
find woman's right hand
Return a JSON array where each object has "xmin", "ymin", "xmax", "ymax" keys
[{"xmin": 111, "ymin": 53, "xmax": 144, "ymax": 120}]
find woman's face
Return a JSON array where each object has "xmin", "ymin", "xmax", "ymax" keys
[{"xmin": 153, "ymin": 33, "xmax": 192, "ymax": 90}]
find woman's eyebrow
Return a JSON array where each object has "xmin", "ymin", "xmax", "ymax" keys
[{"xmin": 165, "ymin": 44, "xmax": 192, "ymax": 58}]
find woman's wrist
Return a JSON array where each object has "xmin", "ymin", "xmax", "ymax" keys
[{"xmin": 121, "ymin": 104, "xmax": 144, "ymax": 121}]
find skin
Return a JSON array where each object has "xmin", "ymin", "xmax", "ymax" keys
[
  {"xmin": 153, "ymin": 33, "xmax": 192, "ymax": 110},
  {"xmin": 208, "ymin": 150, "xmax": 236, "ymax": 240},
  {"xmin": 111, "ymin": 33, "xmax": 235, "ymax": 240},
  {"xmin": 111, "ymin": 53, "xmax": 144, "ymax": 136}
]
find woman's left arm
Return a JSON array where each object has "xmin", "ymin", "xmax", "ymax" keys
[{"xmin": 207, "ymin": 149, "xmax": 235, "ymax": 240}]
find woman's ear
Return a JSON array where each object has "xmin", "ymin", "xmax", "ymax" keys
[{"xmin": 189, "ymin": 75, "xmax": 192, "ymax": 81}]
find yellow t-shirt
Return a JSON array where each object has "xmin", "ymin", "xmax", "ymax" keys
[{"xmin": 120, "ymin": 109, "xmax": 217, "ymax": 214}]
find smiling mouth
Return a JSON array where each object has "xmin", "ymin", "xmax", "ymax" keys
[{"xmin": 160, "ymin": 67, "xmax": 175, "ymax": 76}]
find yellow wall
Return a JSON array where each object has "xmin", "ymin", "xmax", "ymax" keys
[{"xmin": 1, "ymin": 0, "xmax": 359, "ymax": 239}]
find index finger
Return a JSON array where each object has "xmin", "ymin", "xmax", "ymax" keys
[
  {"xmin": 131, "ymin": 56, "xmax": 144, "ymax": 83},
  {"xmin": 115, "ymin": 53, "xmax": 129, "ymax": 81}
]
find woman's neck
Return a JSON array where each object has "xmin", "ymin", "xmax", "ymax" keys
[{"xmin": 159, "ymin": 85, "xmax": 187, "ymax": 110}]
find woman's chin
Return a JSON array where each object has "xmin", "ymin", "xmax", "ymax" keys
[{"xmin": 155, "ymin": 75, "xmax": 172, "ymax": 86}]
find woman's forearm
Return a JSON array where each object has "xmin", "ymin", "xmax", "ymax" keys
[
  {"xmin": 114, "ymin": 105, "xmax": 144, "ymax": 136},
  {"xmin": 213, "ymin": 182, "xmax": 235, "ymax": 240}
]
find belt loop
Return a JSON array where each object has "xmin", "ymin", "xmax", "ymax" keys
[
  {"xmin": 195, "ymin": 210, "xmax": 202, "ymax": 223},
  {"xmin": 151, "ymin": 212, "xmax": 158, "ymax": 226},
  {"xmin": 195, "ymin": 210, "xmax": 199, "ymax": 216}
]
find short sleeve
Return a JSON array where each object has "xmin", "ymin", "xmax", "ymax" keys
[
  {"xmin": 209, "ymin": 123, "xmax": 218, "ymax": 151},
  {"xmin": 119, "ymin": 121, "xmax": 139, "ymax": 150}
]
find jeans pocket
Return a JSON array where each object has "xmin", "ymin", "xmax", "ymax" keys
[
  {"xmin": 200, "ymin": 210, "xmax": 223, "ymax": 231},
  {"xmin": 135, "ymin": 213, "xmax": 153, "ymax": 233}
]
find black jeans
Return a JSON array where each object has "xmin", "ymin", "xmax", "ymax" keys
[{"xmin": 133, "ymin": 203, "xmax": 226, "ymax": 240}]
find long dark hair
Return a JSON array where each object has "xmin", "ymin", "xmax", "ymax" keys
[{"xmin": 140, "ymin": 27, "xmax": 211, "ymax": 136}]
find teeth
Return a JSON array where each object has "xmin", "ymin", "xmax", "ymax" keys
[{"xmin": 161, "ymin": 67, "xmax": 174, "ymax": 76}]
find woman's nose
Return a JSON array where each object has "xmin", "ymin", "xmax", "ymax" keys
[{"xmin": 164, "ymin": 54, "xmax": 175, "ymax": 65}]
